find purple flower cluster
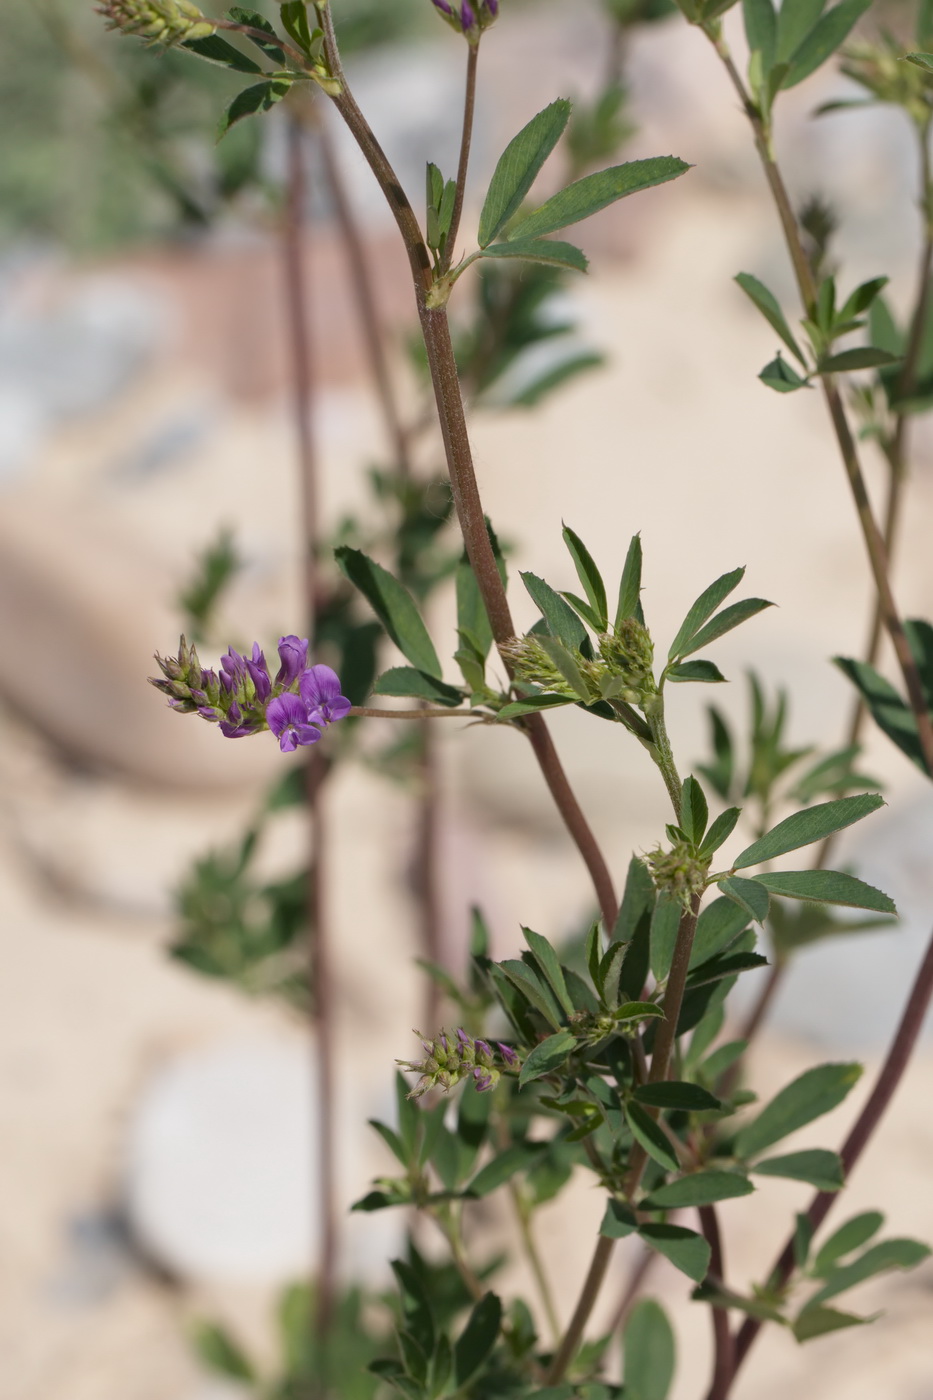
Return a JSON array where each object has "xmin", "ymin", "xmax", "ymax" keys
[
  {"xmin": 431, "ymin": 0, "xmax": 499, "ymax": 42},
  {"xmin": 151, "ymin": 634, "xmax": 350, "ymax": 753},
  {"xmin": 399, "ymin": 1027, "xmax": 520, "ymax": 1099}
]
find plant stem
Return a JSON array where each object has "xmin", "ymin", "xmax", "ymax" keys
[
  {"xmin": 349, "ymin": 705, "xmax": 470, "ymax": 718},
  {"xmin": 711, "ymin": 40, "xmax": 933, "ymax": 776},
  {"xmin": 283, "ymin": 112, "xmax": 338, "ymax": 1394},
  {"xmin": 698, "ymin": 1204, "xmax": 734, "ymax": 1400},
  {"xmin": 319, "ymin": 16, "xmax": 619, "ymax": 927},
  {"xmin": 442, "ymin": 41, "xmax": 480, "ymax": 274},
  {"xmin": 546, "ymin": 894, "xmax": 702, "ymax": 1384},
  {"xmin": 717, "ymin": 921, "xmax": 933, "ymax": 1396},
  {"xmin": 510, "ymin": 1180, "xmax": 562, "ymax": 1345}
]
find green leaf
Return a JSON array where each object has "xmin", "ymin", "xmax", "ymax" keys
[
  {"xmin": 734, "ymin": 793, "xmax": 885, "ymax": 868},
  {"xmin": 336, "ymin": 547, "xmax": 441, "ymax": 677},
  {"xmin": 183, "ymin": 33, "xmax": 263, "ymax": 73},
  {"xmin": 819, "ymin": 347, "xmax": 900, "ymax": 373},
  {"xmin": 751, "ymin": 869, "xmax": 897, "ymax": 914},
  {"xmin": 519, "ymin": 1031, "xmax": 577, "ymax": 1087},
  {"xmin": 480, "ymin": 239, "xmax": 589, "ymax": 273},
  {"xmin": 686, "ymin": 949, "xmax": 768, "ymax": 989},
  {"xmin": 734, "ymin": 1062, "xmax": 863, "ymax": 1159},
  {"xmin": 524, "ymin": 927, "xmax": 575, "ymax": 1016},
  {"xmin": 457, "ymin": 553, "xmax": 493, "ymax": 661},
  {"xmin": 813, "ymin": 1213, "xmax": 885, "ymax": 1275},
  {"xmin": 735, "ymin": 272, "xmax": 805, "ymax": 364},
  {"xmin": 906, "ymin": 48, "xmax": 933, "ymax": 71},
  {"xmin": 508, "ymin": 157, "xmax": 690, "ymax": 242},
  {"xmin": 782, "ymin": 0, "xmax": 874, "ymax": 87},
  {"xmin": 454, "ymin": 1292, "xmax": 502, "ymax": 1386},
  {"xmin": 699, "ymin": 807, "xmax": 741, "ymax": 857},
  {"xmin": 563, "ymin": 590, "xmax": 605, "ymax": 633},
  {"xmin": 466, "ymin": 1144, "xmax": 545, "ymax": 1198},
  {"xmin": 760, "ymin": 354, "xmax": 810, "ymax": 392},
  {"xmin": 499, "ymin": 960, "xmax": 563, "ymax": 1030},
  {"xmin": 838, "ymin": 276, "xmax": 888, "ymax": 321},
  {"xmin": 650, "ymin": 895, "xmax": 682, "ymax": 983},
  {"xmin": 718, "ymin": 875, "xmax": 771, "ymax": 924},
  {"xmin": 792, "ymin": 1306, "xmax": 868, "ymax": 1342},
  {"xmin": 192, "ymin": 1321, "xmax": 256, "ymax": 1381},
  {"xmin": 227, "ymin": 6, "xmax": 286, "ymax": 61},
  {"xmin": 373, "ymin": 667, "xmax": 464, "ymax": 707},
  {"xmin": 563, "ymin": 525, "xmax": 609, "ymax": 630},
  {"xmin": 834, "ymin": 657, "xmax": 924, "ymax": 772},
  {"xmin": 616, "ymin": 1000, "xmax": 665, "ymax": 1022},
  {"xmin": 751, "ymin": 1149, "xmax": 844, "ymax": 1191},
  {"xmin": 368, "ymin": 1118, "xmax": 409, "ymax": 1168},
  {"xmin": 690, "ymin": 895, "xmax": 750, "ymax": 966},
  {"xmin": 279, "ymin": 0, "xmax": 314, "ymax": 53},
  {"xmin": 616, "ymin": 533, "xmax": 645, "ymax": 627},
  {"xmin": 642, "ymin": 1170, "xmax": 754, "ymax": 1209},
  {"xmin": 600, "ymin": 1198, "xmax": 639, "ymax": 1239},
  {"xmin": 521, "ymin": 572, "xmax": 590, "ymax": 651},
  {"xmin": 634, "ymin": 1081, "xmax": 722, "ymax": 1112},
  {"xmin": 218, "ymin": 79, "xmax": 292, "ymax": 138},
  {"xmin": 623, "ymin": 1299, "xmax": 676, "ymax": 1400},
  {"xmin": 614, "ymin": 857, "xmax": 656, "ymax": 1001},
  {"xmin": 776, "ymin": 0, "xmax": 825, "ymax": 62},
  {"xmin": 679, "ymin": 599, "xmax": 774, "ymax": 659},
  {"xmin": 638, "ymin": 1223, "xmax": 712, "ymax": 1283},
  {"xmin": 479, "ymin": 100, "xmax": 572, "ymax": 247},
  {"xmin": 667, "ymin": 659, "xmax": 728, "ymax": 683},
  {"xmin": 743, "ymin": 0, "xmax": 777, "ymax": 72},
  {"xmin": 808, "ymin": 1238, "xmax": 931, "ymax": 1307},
  {"xmin": 497, "ymin": 694, "xmax": 576, "ymax": 719},
  {"xmin": 668, "ymin": 567, "xmax": 745, "ymax": 660},
  {"xmin": 537, "ymin": 635, "xmax": 591, "ymax": 700},
  {"xmin": 626, "ymin": 1102, "xmax": 680, "ymax": 1172},
  {"xmin": 680, "ymin": 776, "xmax": 709, "ymax": 846}
]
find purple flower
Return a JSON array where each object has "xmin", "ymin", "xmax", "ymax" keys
[
  {"xmin": 220, "ymin": 647, "xmax": 248, "ymax": 683},
  {"xmin": 460, "ymin": 0, "xmax": 475, "ymax": 28},
  {"xmin": 266, "ymin": 693, "xmax": 323, "ymax": 753},
  {"xmin": 276, "ymin": 634, "xmax": 309, "ymax": 686},
  {"xmin": 497, "ymin": 1042, "xmax": 519, "ymax": 1068},
  {"xmin": 473, "ymin": 1067, "xmax": 493, "ymax": 1092},
  {"xmin": 246, "ymin": 644, "xmax": 271, "ymax": 701},
  {"xmin": 299, "ymin": 665, "xmax": 351, "ymax": 726},
  {"xmin": 432, "ymin": 0, "xmax": 453, "ymax": 11}
]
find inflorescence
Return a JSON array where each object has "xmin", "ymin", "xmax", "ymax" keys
[
  {"xmin": 150, "ymin": 635, "xmax": 351, "ymax": 752},
  {"xmin": 97, "ymin": 0, "xmax": 215, "ymax": 46},
  {"xmin": 399, "ymin": 1028, "xmax": 520, "ymax": 1098},
  {"xmin": 431, "ymin": 0, "xmax": 499, "ymax": 43}
]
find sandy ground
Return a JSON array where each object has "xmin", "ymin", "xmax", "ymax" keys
[{"xmin": 2, "ymin": 2, "xmax": 933, "ymax": 1396}]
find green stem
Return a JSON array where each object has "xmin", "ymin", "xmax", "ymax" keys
[
  {"xmin": 645, "ymin": 695, "xmax": 682, "ymax": 816},
  {"xmin": 511, "ymin": 1183, "xmax": 562, "ymax": 1345},
  {"xmin": 442, "ymin": 41, "xmax": 480, "ymax": 274}
]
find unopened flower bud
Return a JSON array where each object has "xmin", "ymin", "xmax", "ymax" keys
[
  {"xmin": 431, "ymin": 0, "xmax": 499, "ymax": 43},
  {"xmin": 97, "ymin": 0, "xmax": 216, "ymax": 46}
]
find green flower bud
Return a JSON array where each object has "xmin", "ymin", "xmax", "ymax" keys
[
  {"xmin": 646, "ymin": 839, "xmax": 708, "ymax": 907},
  {"xmin": 97, "ymin": 0, "xmax": 216, "ymax": 46}
]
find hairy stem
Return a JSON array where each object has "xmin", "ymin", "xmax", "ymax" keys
[
  {"xmin": 712, "ymin": 40, "xmax": 933, "ymax": 775},
  {"xmin": 283, "ymin": 114, "xmax": 338, "ymax": 1393},
  {"xmin": 442, "ymin": 41, "xmax": 480, "ymax": 274},
  {"xmin": 721, "ymin": 922, "xmax": 933, "ymax": 1394}
]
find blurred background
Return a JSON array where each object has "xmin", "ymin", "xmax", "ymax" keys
[{"xmin": 3, "ymin": 0, "xmax": 933, "ymax": 1396}]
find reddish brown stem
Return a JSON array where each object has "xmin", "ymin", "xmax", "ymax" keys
[
  {"xmin": 721, "ymin": 922, "xmax": 933, "ymax": 1394},
  {"xmin": 698, "ymin": 1205, "xmax": 734, "ymax": 1400}
]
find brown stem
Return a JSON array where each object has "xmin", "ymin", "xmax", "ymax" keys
[
  {"xmin": 283, "ymin": 114, "xmax": 338, "ymax": 1393},
  {"xmin": 318, "ymin": 15, "xmax": 619, "ymax": 929},
  {"xmin": 606, "ymin": 1242, "xmax": 659, "ymax": 1334},
  {"xmin": 349, "ymin": 704, "xmax": 470, "ymax": 719},
  {"xmin": 722, "ymin": 921, "xmax": 933, "ymax": 1394},
  {"xmin": 698, "ymin": 1205, "xmax": 734, "ymax": 1400},
  {"xmin": 214, "ymin": 18, "xmax": 308, "ymax": 70},
  {"xmin": 547, "ymin": 895, "xmax": 701, "ymax": 1384},
  {"xmin": 713, "ymin": 44, "xmax": 933, "ymax": 776},
  {"xmin": 442, "ymin": 42, "xmax": 479, "ymax": 274}
]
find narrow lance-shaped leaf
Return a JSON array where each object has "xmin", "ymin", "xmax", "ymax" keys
[
  {"xmin": 373, "ymin": 668, "xmax": 464, "ymax": 707},
  {"xmin": 718, "ymin": 875, "xmax": 771, "ymax": 924},
  {"xmin": 734, "ymin": 1062, "xmax": 863, "ymax": 1159},
  {"xmin": 616, "ymin": 533, "xmax": 645, "ymax": 626},
  {"xmin": 776, "ymin": 0, "xmax": 825, "ymax": 62},
  {"xmin": 668, "ymin": 567, "xmax": 744, "ymax": 660},
  {"xmin": 678, "ymin": 598, "xmax": 774, "ymax": 659},
  {"xmin": 812, "ymin": 1213, "xmax": 885, "ymax": 1276},
  {"xmin": 641, "ymin": 1171, "xmax": 754, "ymax": 1209},
  {"xmin": 336, "ymin": 547, "xmax": 441, "ymax": 678},
  {"xmin": 680, "ymin": 776, "xmax": 709, "ymax": 846},
  {"xmin": 751, "ymin": 1149, "xmax": 845, "ymax": 1191},
  {"xmin": 521, "ymin": 572, "xmax": 590, "ymax": 651},
  {"xmin": 562, "ymin": 525, "xmax": 608, "ymax": 629},
  {"xmin": 508, "ymin": 157, "xmax": 690, "ymax": 242},
  {"xmin": 782, "ymin": 0, "xmax": 874, "ymax": 88},
  {"xmin": 743, "ymin": 0, "xmax": 777, "ymax": 72},
  {"xmin": 735, "ymin": 272, "xmax": 806, "ymax": 365},
  {"xmin": 183, "ymin": 33, "xmax": 264, "ymax": 73},
  {"xmin": 807, "ymin": 1238, "xmax": 931, "ymax": 1308},
  {"xmin": 524, "ymin": 926, "xmax": 575, "ymax": 1016},
  {"xmin": 834, "ymin": 657, "xmax": 924, "ymax": 772},
  {"xmin": 751, "ymin": 869, "xmax": 897, "ymax": 914},
  {"xmin": 519, "ymin": 1030, "xmax": 577, "ymax": 1087},
  {"xmin": 219, "ymin": 79, "xmax": 292, "ymax": 138},
  {"xmin": 819, "ymin": 347, "xmax": 899, "ymax": 374},
  {"xmin": 626, "ymin": 1102, "xmax": 680, "ymax": 1172},
  {"xmin": 479, "ymin": 100, "xmax": 571, "ymax": 247},
  {"xmin": 454, "ymin": 1293, "xmax": 503, "ymax": 1387},
  {"xmin": 734, "ymin": 793, "xmax": 885, "ymax": 868},
  {"xmin": 480, "ymin": 239, "xmax": 588, "ymax": 273}
]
